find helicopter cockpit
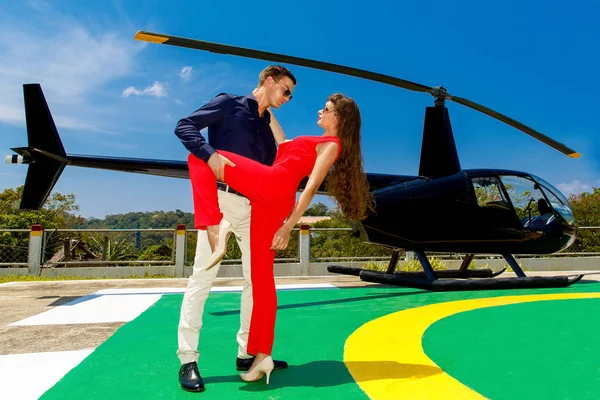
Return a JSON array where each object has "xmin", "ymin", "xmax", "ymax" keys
[
  {"xmin": 471, "ymin": 174, "xmax": 575, "ymax": 233},
  {"xmin": 499, "ymin": 175, "xmax": 574, "ymax": 231}
]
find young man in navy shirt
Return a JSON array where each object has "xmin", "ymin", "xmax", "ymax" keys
[{"xmin": 175, "ymin": 65, "xmax": 296, "ymax": 392}]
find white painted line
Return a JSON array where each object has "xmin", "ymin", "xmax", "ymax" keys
[
  {"xmin": 10, "ymin": 294, "xmax": 162, "ymax": 326},
  {"xmin": 0, "ymin": 349, "xmax": 94, "ymax": 400},
  {"xmin": 9, "ymin": 283, "xmax": 337, "ymax": 326},
  {"xmin": 95, "ymin": 287, "xmax": 186, "ymax": 295},
  {"xmin": 275, "ymin": 283, "xmax": 337, "ymax": 290},
  {"xmin": 96, "ymin": 283, "xmax": 337, "ymax": 295}
]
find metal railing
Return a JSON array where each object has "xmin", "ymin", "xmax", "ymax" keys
[
  {"xmin": 0, "ymin": 229, "xmax": 29, "ymax": 266},
  {"xmin": 39, "ymin": 228, "xmax": 177, "ymax": 267},
  {"xmin": 1, "ymin": 225, "xmax": 599, "ymax": 274}
]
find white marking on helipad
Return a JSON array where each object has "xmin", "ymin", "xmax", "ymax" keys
[
  {"xmin": 9, "ymin": 283, "xmax": 336, "ymax": 326},
  {"xmin": 96, "ymin": 283, "xmax": 335, "ymax": 295},
  {"xmin": 10, "ymin": 294, "xmax": 162, "ymax": 326},
  {"xmin": 95, "ymin": 287, "xmax": 186, "ymax": 295},
  {"xmin": 0, "ymin": 349, "xmax": 94, "ymax": 400}
]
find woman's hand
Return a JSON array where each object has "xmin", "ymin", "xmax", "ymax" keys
[{"xmin": 271, "ymin": 225, "xmax": 292, "ymax": 251}]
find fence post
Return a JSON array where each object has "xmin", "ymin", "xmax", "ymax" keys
[
  {"xmin": 28, "ymin": 224, "xmax": 43, "ymax": 276},
  {"xmin": 298, "ymin": 224, "xmax": 311, "ymax": 275},
  {"xmin": 175, "ymin": 224, "xmax": 186, "ymax": 278}
]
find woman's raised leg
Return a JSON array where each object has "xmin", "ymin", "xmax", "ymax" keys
[{"xmin": 187, "ymin": 153, "xmax": 222, "ymax": 229}]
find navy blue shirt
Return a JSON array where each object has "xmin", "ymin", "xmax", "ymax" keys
[{"xmin": 174, "ymin": 93, "xmax": 277, "ymax": 166}]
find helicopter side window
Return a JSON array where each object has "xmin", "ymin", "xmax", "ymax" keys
[
  {"xmin": 472, "ymin": 177, "xmax": 510, "ymax": 210},
  {"xmin": 499, "ymin": 175, "xmax": 549, "ymax": 228}
]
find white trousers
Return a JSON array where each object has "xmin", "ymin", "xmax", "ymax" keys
[{"xmin": 177, "ymin": 191, "xmax": 253, "ymax": 364}]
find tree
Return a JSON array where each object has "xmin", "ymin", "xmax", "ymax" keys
[
  {"xmin": 569, "ymin": 188, "xmax": 600, "ymax": 252},
  {"xmin": 138, "ymin": 244, "xmax": 173, "ymax": 261},
  {"xmin": 0, "ymin": 186, "xmax": 84, "ymax": 229},
  {"xmin": 0, "ymin": 186, "xmax": 85, "ymax": 263},
  {"xmin": 303, "ymin": 202, "xmax": 330, "ymax": 216},
  {"xmin": 307, "ymin": 207, "xmax": 393, "ymax": 259}
]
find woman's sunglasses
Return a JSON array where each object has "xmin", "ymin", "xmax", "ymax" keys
[{"xmin": 323, "ymin": 105, "xmax": 336, "ymax": 114}]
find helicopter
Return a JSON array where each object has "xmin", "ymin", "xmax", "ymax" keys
[{"xmin": 5, "ymin": 30, "xmax": 584, "ymax": 291}]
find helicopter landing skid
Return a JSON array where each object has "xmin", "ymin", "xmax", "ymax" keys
[
  {"xmin": 357, "ymin": 270, "xmax": 583, "ymax": 291},
  {"xmin": 327, "ymin": 265, "xmax": 506, "ymax": 279},
  {"xmin": 327, "ymin": 251, "xmax": 583, "ymax": 291}
]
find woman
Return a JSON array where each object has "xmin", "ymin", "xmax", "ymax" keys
[{"xmin": 187, "ymin": 93, "xmax": 372, "ymax": 384}]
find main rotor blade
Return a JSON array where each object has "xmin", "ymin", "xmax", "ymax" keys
[
  {"xmin": 451, "ymin": 95, "xmax": 581, "ymax": 158},
  {"xmin": 134, "ymin": 31, "xmax": 432, "ymax": 94},
  {"xmin": 134, "ymin": 31, "xmax": 581, "ymax": 158}
]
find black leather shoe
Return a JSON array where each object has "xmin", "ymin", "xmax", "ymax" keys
[
  {"xmin": 236, "ymin": 357, "xmax": 288, "ymax": 371},
  {"xmin": 179, "ymin": 362, "xmax": 205, "ymax": 392}
]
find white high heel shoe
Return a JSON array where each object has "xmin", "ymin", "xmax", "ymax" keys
[
  {"xmin": 240, "ymin": 356, "xmax": 274, "ymax": 384},
  {"xmin": 205, "ymin": 219, "xmax": 233, "ymax": 271}
]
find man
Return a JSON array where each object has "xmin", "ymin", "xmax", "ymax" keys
[{"xmin": 175, "ymin": 65, "xmax": 296, "ymax": 392}]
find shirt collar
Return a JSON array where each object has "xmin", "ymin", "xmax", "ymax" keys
[{"xmin": 245, "ymin": 93, "xmax": 271, "ymax": 124}]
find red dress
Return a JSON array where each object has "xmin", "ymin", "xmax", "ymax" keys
[{"xmin": 187, "ymin": 135, "xmax": 341, "ymax": 355}]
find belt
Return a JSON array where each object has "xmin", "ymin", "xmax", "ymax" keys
[{"xmin": 216, "ymin": 182, "xmax": 246, "ymax": 198}]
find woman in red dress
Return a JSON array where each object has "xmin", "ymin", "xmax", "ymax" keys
[{"xmin": 187, "ymin": 93, "xmax": 373, "ymax": 384}]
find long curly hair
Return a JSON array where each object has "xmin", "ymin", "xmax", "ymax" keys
[{"xmin": 326, "ymin": 93, "xmax": 374, "ymax": 220}]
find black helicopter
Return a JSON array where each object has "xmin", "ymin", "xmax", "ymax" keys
[{"xmin": 6, "ymin": 30, "xmax": 584, "ymax": 291}]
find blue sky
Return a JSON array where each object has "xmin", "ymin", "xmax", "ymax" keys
[{"xmin": 1, "ymin": 0, "xmax": 598, "ymax": 219}]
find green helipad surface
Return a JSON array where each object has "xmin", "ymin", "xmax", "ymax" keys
[{"xmin": 40, "ymin": 282, "xmax": 600, "ymax": 399}]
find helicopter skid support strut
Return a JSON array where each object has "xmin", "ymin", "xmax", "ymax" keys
[{"xmin": 327, "ymin": 251, "xmax": 583, "ymax": 291}]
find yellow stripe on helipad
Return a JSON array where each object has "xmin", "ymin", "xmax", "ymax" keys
[{"xmin": 344, "ymin": 292, "xmax": 600, "ymax": 399}]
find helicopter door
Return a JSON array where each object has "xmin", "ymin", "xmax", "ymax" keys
[
  {"xmin": 498, "ymin": 175, "xmax": 554, "ymax": 230},
  {"xmin": 471, "ymin": 176, "xmax": 521, "ymax": 235},
  {"xmin": 472, "ymin": 177, "xmax": 511, "ymax": 210}
]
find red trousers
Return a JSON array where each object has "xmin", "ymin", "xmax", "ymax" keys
[{"xmin": 188, "ymin": 152, "xmax": 295, "ymax": 356}]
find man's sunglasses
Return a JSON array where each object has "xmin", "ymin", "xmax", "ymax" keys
[{"xmin": 273, "ymin": 78, "xmax": 293, "ymax": 100}]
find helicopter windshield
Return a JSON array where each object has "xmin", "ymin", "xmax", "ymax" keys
[
  {"xmin": 498, "ymin": 175, "xmax": 554, "ymax": 228},
  {"xmin": 530, "ymin": 175, "xmax": 575, "ymax": 225}
]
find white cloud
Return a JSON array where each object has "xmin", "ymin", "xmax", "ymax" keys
[
  {"xmin": 557, "ymin": 180, "xmax": 593, "ymax": 196},
  {"xmin": 0, "ymin": 105, "xmax": 24, "ymax": 125},
  {"xmin": 179, "ymin": 66, "xmax": 193, "ymax": 81},
  {"xmin": 0, "ymin": 5, "xmax": 142, "ymax": 130},
  {"xmin": 122, "ymin": 82, "xmax": 168, "ymax": 98}
]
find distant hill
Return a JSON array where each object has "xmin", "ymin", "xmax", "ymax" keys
[
  {"xmin": 74, "ymin": 202, "xmax": 334, "ymax": 230},
  {"xmin": 75, "ymin": 210, "xmax": 195, "ymax": 229}
]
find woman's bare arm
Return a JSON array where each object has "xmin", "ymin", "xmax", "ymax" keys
[
  {"xmin": 270, "ymin": 142, "xmax": 339, "ymax": 250},
  {"xmin": 268, "ymin": 108, "xmax": 286, "ymax": 145}
]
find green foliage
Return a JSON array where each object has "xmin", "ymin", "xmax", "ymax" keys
[
  {"xmin": 363, "ymin": 257, "xmax": 523, "ymax": 274},
  {"xmin": 363, "ymin": 257, "xmax": 448, "ymax": 272},
  {"xmin": 3, "ymin": 183, "xmax": 599, "ymax": 267},
  {"xmin": 0, "ymin": 186, "xmax": 85, "ymax": 263},
  {"xmin": 86, "ymin": 236, "xmax": 138, "ymax": 261},
  {"xmin": 0, "ymin": 186, "xmax": 84, "ymax": 229},
  {"xmin": 303, "ymin": 202, "xmax": 330, "ymax": 216},
  {"xmin": 138, "ymin": 244, "xmax": 173, "ymax": 261},
  {"xmin": 77, "ymin": 210, "xmax": 194, "ymax": 230},
  {"xmin": 569, "ymin": 188, "xmax": 600, "ymax": 252},
  {"xmin": 0, "ymin": 273, "xmax": 172, "ymax": 284},
  {"xmin": 307, "ymin": 208, "xmax": 392, "ymax": 259}
]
